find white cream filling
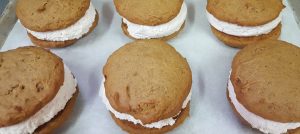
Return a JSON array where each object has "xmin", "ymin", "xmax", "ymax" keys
[
  {"xmin": 206, "ymin": 10, "xmax": 282, "ymax": 37},
  {"xmin": 27, "ymin": 3, "xmax": 96, "ymax": 41},
  {"xmin": 100, "ymin": 78, "xmax": 191, "ymax": 129},
  {"xmin": 0, "ymin": 65, "xmax": 77, "ymax": 134},
  {"xmin": 228, "ymin": 73, "xmax": 300, "ymax": 134},
  {"xmin": 122, "ymin": 2, "xmax": 187, "ymax": 39}
]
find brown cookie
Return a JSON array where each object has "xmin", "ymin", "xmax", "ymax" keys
[
  {"xmin": 111, "ymin": 103, "xmax": 190, "ymax": 134},
  {"xmin": 207, "ymin": 0, "xmax": 284, "ymax": 26},
  {"xmin": 34, "ymin": 88, "xmax": 79, "ymax": 134},
  {"xmin": 103, "ymin": 40, "xmax": 192, "ymax": 128},
  {"xmin": 0, "ymin": 47, "xmax": 64, "ymax": 127},
  {"xmin": 114, "ymin": 0, "xmax": 183, "ymax": 26},
  {"xmin": 27, "ymin": 11, "xmax": 99, "ymax": 48},
  {"xmin": 121, "ymin": 22, "xmax": 185, "ymax": 41},
  {"xmin": 211, "ymin": 24, "xmax": 281, "ymax": 48},
  {"xmin": 16, "ymin": 0, "xmax": 90, "ymax": 32},
  {"xmin": 231, "ymin": 40, "xmax": 300, "ymax": 123}
]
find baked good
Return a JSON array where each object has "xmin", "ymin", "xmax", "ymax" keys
[
  {"xmin": 228, "ymin": 40, "xmax": 300, "ymax": 133},
  {"xmin": 0, "ymin": 47, "xmax": 78, "ymax": 133},
  {"xmin": 206, "ymin": 0, "xmax": 284, "ymax": 48},
  {"xmin": 101, "ymin": 39, "xmax": 192, "ymax": 133},
  {"xmin": 113, "ymin": 0, "xmax": 187, "ymax": 40},
  {"xmin": 16, "ymin": 0, "xmax": 99, "ymax": 48}
]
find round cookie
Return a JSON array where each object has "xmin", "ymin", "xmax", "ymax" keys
[
  {"xmin": 114, "ymin": 0, "xmax": 183, "ymax": 26},
  {"xmin": 206, "ymin": 0, "xmax": 284, "ymax": 26},
  {"xmin": 121, "ymin": 21, "xmax": 185, "ymax": 41},
  {"xmin": 211, "ymin": 23, "xmax": 281, "ymax": 48},
  {"xmin": 231, "ymin": 40, "xmax": 300, "ymax": 123},
  {"xmin": 16, "ymin": 0, "xmax": 90, "ymax": 32},
  {"xmin": 27, "ymin": 11, "xmax": 99, "ymax": 48},
  {"xmin": 103, "ymin": 39, "xmax": 192, "ymax": 132},
  {"xmin": 0, "ymin": 47, "xmax": 64, "ymax": 127}
]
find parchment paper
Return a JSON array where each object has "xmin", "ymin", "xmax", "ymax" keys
[{"xmin": 1, "ymin": 0, "xmax": 300, "ymax": 133}]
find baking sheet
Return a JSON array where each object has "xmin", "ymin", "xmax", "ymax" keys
[{"xmin": 2, "ymin": 0, "xmax": 300, "ymax": 133}]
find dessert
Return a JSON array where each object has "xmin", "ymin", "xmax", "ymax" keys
[
  {"xmin": 228, "ymin": 40, "xmax": 300, "ymax": 133},
  {"xmin": 101, "ymin": 40, "xmax": 192, "ymax": 133},
  {"xmin": 0, "ymin": 47, "xmax": 78, "ymax": 133},
  {"xmin": 206, "ymin": 0, "xmax": 284, "ymax": 48},
  {"xmin": 16, "ymin": 0, "xmax": 99, "ymax": 48},
  {"xmin": 113, "ymin": 0, "xmax": 187, "ymax": 40}
]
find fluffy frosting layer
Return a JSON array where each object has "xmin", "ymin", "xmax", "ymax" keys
[
  {"xmin": 228, "ymin": 74, "xmax": 300, "ymax": 134},
  {"xmin": 27, "ymin": 3, "xmax": 96, "ymax": 41},
  {"xmin": 122, "ymin": 2, "xmax": 187, "ymax": 39},
  {"xmin": 0, "ymin": 65, "xmax": 77, "ymax": 134},
  {"xmin": 206, "ymin": 11, "xmax": 282, "ymax": 37},
  {"xmin": 100, "ymin": 79, "xmax": 191, "ymax": 129}
]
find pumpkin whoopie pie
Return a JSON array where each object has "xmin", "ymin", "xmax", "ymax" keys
[
  {"xmin": 16, "ymin": 0, "xmax": 99, "ymax": 48},
  {"xmin": 101, "ymin": 40, "xmax": 192, "ymax": 133},
  {"xmin": 0, "ymin": 47, "xmax": 78, "ymax": 133},
  {"xmin": 206, "ymin": 0, "xmax": 284, "ymax": 48},
  {"xmin": 113, "ymin": 0, "xmax": 187, "ymax": 40},
  {"xmin": 228, "ymin": 40, "xmax": 300, "ymax": 133}
]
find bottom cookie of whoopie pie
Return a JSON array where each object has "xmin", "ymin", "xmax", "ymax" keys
[
  {"xmin": 34, "ymin": 88, "xmax": 79, "ymax": 134},
  {"xmin": 211, "ymin": 24, "xmax": 281, "ymax": 48},
  {"xmin": 111, "ymin": 103, "xmax": 190, "ymax": 134},
  {"xmin": 27, "ymin": 11, "xmax": 99, "ymax": 48},
  {"xmin": 121, "ymin": 22, "xmax": 185, "ymax": 41}
]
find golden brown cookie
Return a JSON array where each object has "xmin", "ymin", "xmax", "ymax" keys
[
  {"xmin": 16, "ymin": 0, "xmax": 90, "ymax": 32},
  {"xmin": 0, "ymin": 47, "xmax": 64, "ymax": 127},
  {"xmin": 231, "ymin": 40, "xmax": 300, "ymax": 123},
  {"xmin": 121, "ymin": 22, "xmax": 185, "ymax": 41},
  {"xmin": 34, "ymin": 88, "xmax": 79, "ymax": 134},
  {"xmin": 111, "ymin": 103, "xmax": 190, "ymax": 134},
  {"xmin": 103, "ymin": 39, "xmax": 192, "ymax": 132},
  {"xmin": 206, "ymin": 0, "xmax": 284, "ymax": 26},
  {"xmin": 211, "ymin": 24, "xmax": 281, "ymax": 48},
  {"xmin": 113, "ymin": 0, "xmax": 183, "ymax": 26},
  {"xmin": 27, "ymin": 11, "xmax": 99, "ymax": 48}
]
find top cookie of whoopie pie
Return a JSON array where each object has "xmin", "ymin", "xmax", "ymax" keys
[
  {"xmin": 0, "ymin": 47, "xmax": 64, "ymax": 127},
  {"xmin": 114, "ymin": 0, "xmax": 183, "ymax": 25},
  {"xmin": 102, "ymin": 40, "xmax": 192, "ymax": 132},
  {"xmin": 16, "ymin": 0, "xmax": 90, "ymax": 32},
  {"xmin": 230, "ymin": 40, "xmax": 300, "ymax": 133}
]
